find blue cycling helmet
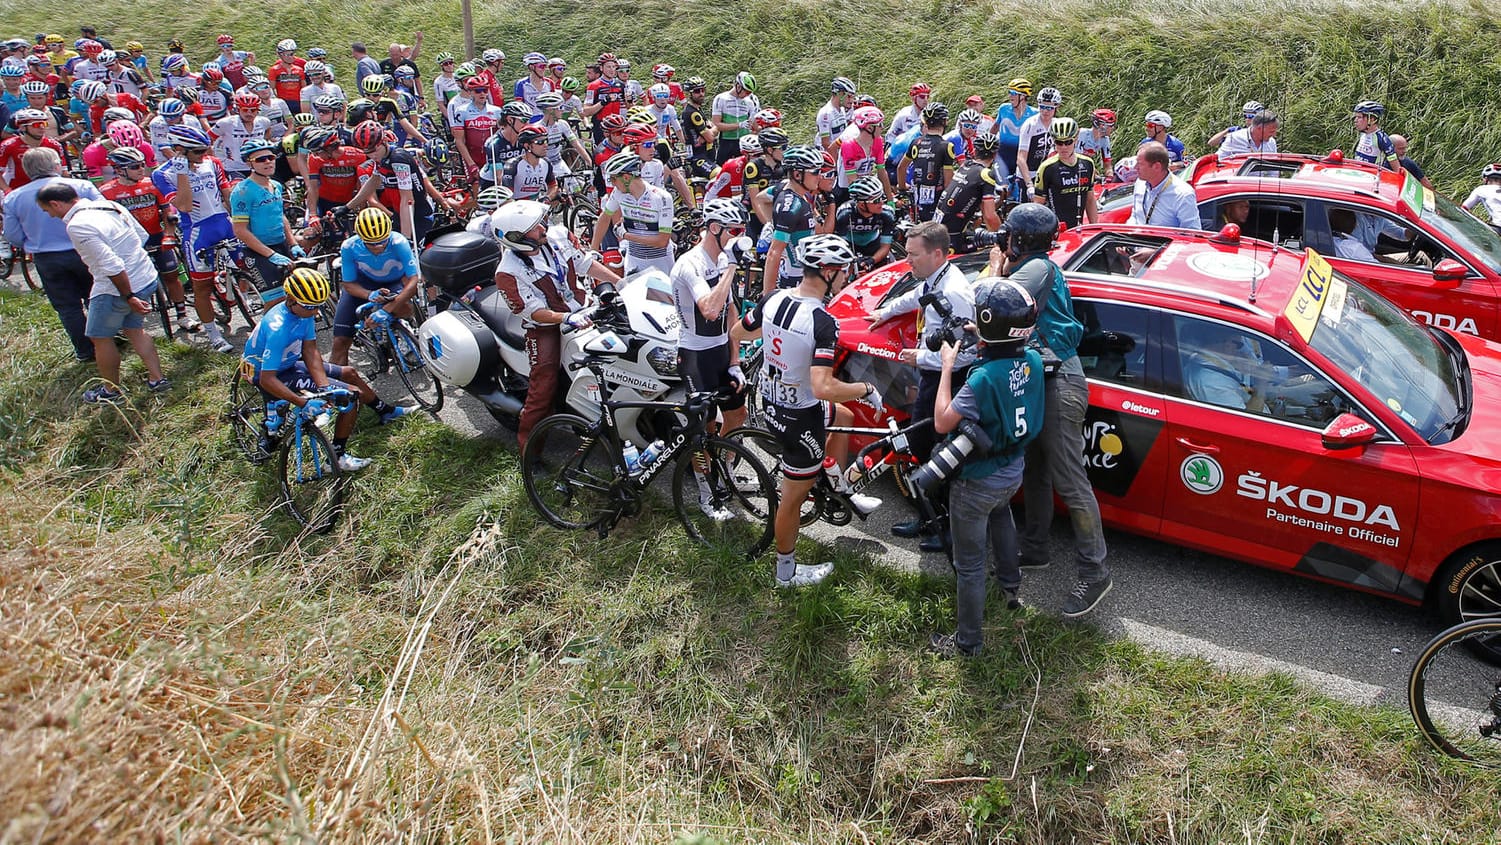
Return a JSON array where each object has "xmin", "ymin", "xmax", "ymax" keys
[
  {"xmin": 0, "ymin": 65, "xmax": 25, "ymax": 79},
  {"xmin": 240, "ymin": 139, "xmax": 278, "ymax": 158},
  {"xmin": 424, "ymin": 138, "xmax": 450, "ymax": 165},
  {"xmin": 158, "ymin": 98, "xmax": 186, "ymax": 118},
  {"xmin": 166, "ymin": 124, "xmax": 213, "ymax": 150}
]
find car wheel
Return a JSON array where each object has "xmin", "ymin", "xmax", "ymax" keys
[{"xmin": 1431, "ymin": 542, "xmax": 1501, "ymax": 663}]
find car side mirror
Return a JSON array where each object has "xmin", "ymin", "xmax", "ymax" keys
[
  {"xmin": 1321, "ymin": 413, "xmax": 1378, "ymax": 451},
  {"xmin": 1433, "ymin": 259, "xmax": 1466, "ymax": 288}
]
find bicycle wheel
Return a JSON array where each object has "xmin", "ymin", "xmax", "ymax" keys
[
  {"xmin": 725, "ymin": 427, "xmax": 819, "ymax": 527},
  {"xmin": 278, "ymin": 421, "xmax": 346, "ymax": 532},
  {"xmin": 230, "ymin": 271, "xmax": 259, "ymax": 329},
  {"xmin": 390, "ymin": 322, "xmax": 444, "ymax": 413},
  {"xmin": 19, "ymin": 252, "xmax": 37, "ymax": 291},
  {"xmin": 521, "ymin": 413, "xmax": 618, "ymax": 530},
  {"xmin": 226, "ymin": 369, "xmax": 271, "ymax": 463},
  {"xmin": 673, "ymin": 436, "xmax": 777, "ymax": 558},
  {"xmin": 1409, "ymin": 618, "xmax": 1501, "ymax": 767},
  {"xmin": 348, "ymin": 332, "xmax": 388, "ymax": 382},
  {"xmin": 152, "ymin": 283, "xmax": 174, "ymax": 337},
  {"xmin": 0, "ymin": 247, "xmax": 13, "ymax": 281}
]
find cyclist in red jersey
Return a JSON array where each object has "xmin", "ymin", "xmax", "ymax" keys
[
  {"xmin": 583, "ymin": 52, "xmax": 627, "ymax": 145},
  {"xmin": 0, "ymin": 110, "xmax": 66, "ymax": 192},
  {"xmin": 704, "ymin": 133, "xmax": 756, "ymax": 200},
  {"xmin": 301, "ymin": 127, "xmax": 367, "ymax": 216},
  {"xmin": 591, "ymin": 113, "xmax": 628, "ymax": 193},
  {"xmin": 268, "ymin": 40, "xmax": 307, "ymax": 114},
  {"xmin": 97, "ymin": 145, "xmax": 197, "ymax": 329},
  {"xmin": 475, "ymin": 49, "xmax": 507, "ymax": 107},
  {"xmin": 450, "ymin": 77, "xmax": 502, "ymax": 180}
]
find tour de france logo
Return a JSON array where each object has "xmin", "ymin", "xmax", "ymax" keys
[{"xmin": 1180, "ymin": 453, "xmax": 1223, "ymax": 495}]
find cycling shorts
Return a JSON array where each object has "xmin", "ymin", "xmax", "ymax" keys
[
  {"xmin": 248, "ymin": 243, "xmax": 293, "ymax": 302},
  {"xmin": 763, "ymin": 400, "xmax": 834, "ymax": 481},
  {"xmin": 257, "ymin": 360, "xmax": 349, "ymax": 395},
  {"xmin": 145, "ymin": 233, "xmax": 180, "ymax": 276},
  {"xmin": 183, "ymin": 213, "xmax": 237, "ymax": 275},
  {"xmin": 677, "ymin": 345, "xmax": 747, "ymax": 411}
]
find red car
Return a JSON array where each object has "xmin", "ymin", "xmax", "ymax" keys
[
  {"xmin": 828, "ymin": 223, "xmax": 1501, "ymax": 640},
  {"xmin": 1100, "ymin": 152, "xmax": 1501, "ymax": 340}
]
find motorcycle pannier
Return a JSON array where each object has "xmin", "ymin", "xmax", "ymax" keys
[{"xmin": 421, "ymin": 231, "xmax": 502, "ymax": 295}]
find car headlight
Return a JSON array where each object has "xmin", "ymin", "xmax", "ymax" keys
[{"xmin": 647, "ymin": 346, "xmax": 678, "ymax": 377}]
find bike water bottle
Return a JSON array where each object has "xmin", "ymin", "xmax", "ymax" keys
[
  {"xmin": 822, "ymin": 456, "xmax": 844, "ymax": 490},
  {"xmin": 639, "ymin": 439, "xmax": 666, "ymax": 468},
  {"xmin": 622, "ymin": 441, "xmax": 643, "ymax": 475}
]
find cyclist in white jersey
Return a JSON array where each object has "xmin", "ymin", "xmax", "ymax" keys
[
  {"xmin": 535, "ymin": 92, "xmax": 590, "ymax": 175},
  {"xmin": 1463, "ymin": 163, "xmax": 1501, "ymax": 233},
  {"xmin": 732, "ymin": 234, "xmax": 883, "ymax": 586},
  {"xmin": 591, "ymin": 150, "xmax": 675, "ymax": 275},
  {"xmin": 816, "ymin": 77, "xmax": 855, "ymax": 153},
  {"xmin": 501, "ymin": 126, "xmax": 557, "ymax": 202},
  {"xmin": 213, "ymin": 93, "xmax": 273, "ymax": 177}
]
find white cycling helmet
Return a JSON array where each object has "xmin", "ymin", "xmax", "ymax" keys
[
  {"xmin": 703, "ymin": 198, "xmax": 748, "ymax": 227},
  {"xmin": 77, "ymin": 80, "xmax": 108, "ymax": 101},
  {"xmin": 535, "ymin": 91, "xmax": 564, "ymax": 109},
  {"xmin": 1144, "ymin": 109, "xmax": 1173, "ymax": 128},
  {"xmin": 476, "ymin": 185, "xmax": 514, "ymax": 211},
  {"xmin": 1036, "ymin": 87, "xmax": 1062, "ymax": 108},
  {"xmin": 276, "ymin": 39, "xmax": 297, "ymax": 52},
  {"xmin": 1114, "ymin": 156, "xmax": 1139, "ymax": 183},
  {"xmin": 796, "ymin": 234, "xmax": 856, "ymax": 269},
  {"xmin": 738, "ymin": 133, "xmax": 763, "ymax": 155}
]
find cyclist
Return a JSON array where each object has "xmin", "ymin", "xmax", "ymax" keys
[
  {"xmin": 513, "ymin": 52, "xmax": 555, "ymax": 108},
  {"xmin": 208, "ymin": 34, "xmax": 252, "ymax": 90},
  {"xmin": 502, "ymin": 125, "xmax": 558, "ymax": 202},
  {"xmin": 152, "ymin": 123, "xmax": 237, "ymax": 352},
  {"xmin": 1015, "ymin": 86, "xmax": 1060, "ymax": 190},
  {"xmin": 616, "ymin": 59, "xmax": 643, "ymax": 104},
  {"xmin": 835, "ymin": 175, "xmax": 896, "ymax": 269},
  {"xmin": 590, "ymin": 112, "xmax": 629, "ymax": 196},
  {"xmin": 644, "ymin": 83, "xmax": 685, "ymax": 149},
  {"xmin": 710, "ymin": 71, "xmax": 760, "ymax": 166},
  {"xmin": 590, "ymin": 150, "xmax": 675, "ymax": 275},
  {"xmin": 361, "ymin": 75, "xmax": 425, "ymax": 147},
  {"xmin": 899, "ymin": 101, "xmax": 956, "ymax": 222},
  {"xmin": 1141, "ymin": 109, "xmax": 1186, "ymax": 171},
  {"xmin": 992, "ymin": 78, "xmax": 1035, "ymax": 181},
  {"xmin": 534, "ymin": 92, "xmax": 590, "ymax": 176},
  {"xmin": 558, "ymin": 76, "xmax": 586, "ymax": 124},
  {"xmin": 1352, "ymin": 100, "xmax": 1400, "ymax": 172},
  {"xmin": 242, "ymin": 267, "xmax": 399, "ymax": 470},
  {"xmin": 704, "ymin": 133, "xmax": 756, "ymax": 200},
  {"xmin": 1077, "ymin": 108, "xmax": 1116, "ymax": 179},
  {"xmin": 247, "ymin": 78, "xmax": 294, "ymax": 142},
  {"xmin": 431, "ymin": 52, "xmax": 461, "ymax": 109},
  {"xmin": 679, "ymin": 76, "xmax": 717, "ymax": 179},
  {"xmin": 349, "ymin": 120, "xmax": 456, "ymax": 246},
  {"xmin": 147, "ymin": 98, "xmax": 192, "ymax": 157},
  {"xmin": 231, "ymin": 139, "xmax": 307, "ymax": 303},
  {"xmin": 0, "ymin": 109, "xmax": 65, "ymax": 191},
  {"xmin": 98, "ymin": 145, "xmax": 197, "ymax": 331},
  {"xmin": 466, "ymin": 185, "xmax": 513, "ymax": 238},
  {"xmin": 945, "ymin": 108, "xmax": 984, "ymax": 164},
  {"xmin": 583, "ymin": 52, "xmax": 627, "ymax": 146},
  {"xmin": 816, "ymin": 76, "xmax": 855, "ymax": 154},
  {"xmin": 886, "ymin": 82, "xmax": 930, "ymax": 147},
  {"xmin": 549, "ymin": 58, "xmax": 571, "ymax": 91},
  {"xmin": 99, "ymin": 51, "xmax": 146, "ymax": 100},
  {"xmin": 839, "ymin": 106, "xmax": 892, "ymax": 205},
  {"xmin": 299, "ymin": 61, "xmax": 344, "ymax": 113},
  {"xmin": 78, "ymin": 79, "xmax": 147, "ymax": 135},
  {"xmin": 1032, "ymin": 117, "xmax": 1096, "ymax": 228},
  {"xmin": 480, "ymin": 101, "xmax": 532, "ymax": 189},
  {"xmin": 329, "ymin": 207, "xmax": 423, "ymax": 369},
  {"xmin": 650, "ymin": 63, "xmax": 682, "ymax": 103},
  {"xmin": 627, "ymin": 125, "xmax": 695, "ymax": 209},
  {"xmin": 932, "ymin": 131, "xmax": 1003, "ymax": 252},
  {"xmin": 195, "ymin": 65, "xmax": 234, "ymax": 124},
  {"xmin": 763, "ymin": 145, "xmax": 832, "ymax": 292},
  {"xmin": 1462, "ymin": 163, "xmax": 1501, "ymax": 233},
  {"xmin": 1208, "ymin": 100, "xmax": 1263, "ymax": 151},
  {"xmin": 491, "ymin": 199, "xmax": 622, "ymax": 451},
  {"xmin": 731, "ymin": 233, "xmax": 882, "ymax": 587},
  {"xmin": 21, "ymin": 80, "xmax": 78, "ymax": 148},
  {"xmin": 213, "ymin": 92, "xmax": 273, "ymax": 179},
  {"xmin": 268, "ymin": 40, "xmax": 306, "ymax": 114},
  {"xmin": 744, "ymin": 128, "xmax": 787, "ymax": 241},
  {"xmin": 450, "ymin": 76, "xmax": 503, "ymax": 181}
]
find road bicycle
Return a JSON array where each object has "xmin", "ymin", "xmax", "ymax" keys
[
  {"xmin": 520, "ymin": 355, "xmax": 778, "ymax": 558},
  {"xmin": 552, "ymin": 171, "xmax": 600, "ymax": 240},
  {"xmin": 0, "ymin": 244, "xmax": 37, "ymax": 291},
  {"xmin": 194, "ymin": 239, "xmax": 261, "ymax": 331},
  {"xmin": 348, "ymin": 299, "xmax": 444, "ymax": 413},
  {"xmin": 224, "ymin": 369, "xmax": 356, "ymax": 532},
  {"xmin": 1407, "ymin": 617, "xmax": 1501, "ymax": 768}
]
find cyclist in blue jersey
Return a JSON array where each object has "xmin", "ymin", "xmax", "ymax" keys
[
  {"xmin": 992, "ymin": 78, "xmax": 1036, "ymax": 181},
  {"xmin": 329, "ymin": 208, "xmax": 421, "ymax": 366},
  {"xmin": 230, "ymin": 139, "xmax": 308, "ymax": 303}
]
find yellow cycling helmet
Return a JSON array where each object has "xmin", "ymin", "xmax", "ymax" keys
[
  {"xmin": 1008, "ymin": 77, "xmax": 1033, "ymax": 97},
  {"xmin": 354, "ymin": 207, "xmax": 392, "ymax": 242},
  {"xmin": 283, "ymin": 267, "xmax": 331, "ymax": 306},
  {"xmin": 626, "ymin": 105, "xmax": 654, "ymax": 125},
  {"xmin": 44, "ymin": 34, "xmax": 64, "ymax": 45}
]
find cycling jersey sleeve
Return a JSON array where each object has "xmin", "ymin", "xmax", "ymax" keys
[
  {"xmin": 1464, "ymin": 187, "xmax": 1483, "ymax": 211},
  {"xmin": 228, "ymin": 181, "xmax": 252, "ymax": 223},
  {"xmin": 393, "ymin": 235, "xmax": 419, "ymax": 276},
  {"xmin": 740, "ymin": 292, "xmax": 771, "ymax": 332},
  {"xmin": 654, "ymin": 190, "xmax": 673, "ymax": 233},
  {"xmin": 811, "ymin": 309, "xmax": 838, "ymax": 369},
  {"xmin": 389, "ymin": 158, "xmax": 415, "ymax": 191},
  {"xmin": 340, "ymin": 238, "xmax": 361, "ymax": 284}
]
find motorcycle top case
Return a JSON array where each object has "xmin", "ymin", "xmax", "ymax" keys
[{"xmin": 421, "ymin": 231, "xmax": 502, "ymax": 295}]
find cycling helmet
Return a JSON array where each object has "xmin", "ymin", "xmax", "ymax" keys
[
  {"xmin": 535, "ymin": 91, "xmax": 564, "ymax": 109},
  {"xmin": 101, "ymin": 107, "xmax": 136, "ymax": 126},
  {"xmin": 482, "ymin": 49, "xmax": 505, "ymax": 63},
  {"xmin": 292, "ymin": 112, "xmax": 316, "ymax": 127},
  {"xmin": 360, "ymin": 75, "xmax": 386, "ymax": 97},
  {"xmin": 394, "ymin": 65, "xmax": 416, "ymax": 79},
  {"xmin": 956, "ymin": 108, "xmax": 984, "ymax": 128},
  {"xmin": 1007, "ymin": 78, "xmax": 1032, "ymax": 97},
  {"xmin": 299, "ymin": 127, "xmax": 336, "ymax": 150},
  {"xmin": 158, "ymin": 98, "xmax": 186, "ymax": 118},
  {"xmin": 124, "ymin": 41, "xmax": 145, "ymax": 52},
  {"xmin": 548, "ymin": 57, "xmax": 568, "ymax": 70},
  {"xmin": 78, "ymin": 40, "xmax": 103, "ymax": 57},
  {"xmin": 216, "ymin": 34, "xmax": 235, "ymax": 46},
  {"xmin": 735, "ymin": 71, "xmax": 757, "ymax": 93},
  {"xmin": 200, "ymin": 64, "xmax": 224, "ymax": 84},
  {"xmin": 276, "ymin": 39, "xmax": 297, "ymax": 53},
  {"xmin": 434, "ymin": 50, "xmax": 455, "ymax": 66},
  {"xmin": 652, "ymin": 63, "xmax": 674, "ymax": 80},
  {"xmin": 106, "ymin": 145, "xmax": 147, "ymax": 167},
  {"xmin": 240, "ymin": 139, "xmax": 278, "ymax": 159},
  {"xmin": 500, "ymin": 100, "xmax": 533, "ymax": 121},
  {"xmin": 738, "ymin": 134, "xmax": 763, "ymax": 155},
  {"xmin": 1241, "ymin": 100, "xmax": 1265, "ymax": 117},
  {"xmin": 909, "ymin": 82, "xmax": 932, "ymax": 97},
  {"xmin": 69, "ymin": 80, "xmax": 87, "ymax": 97},
  {"xmin": 303, "ymin": 60, "xmax": 328, "ymax": 78},
  {"xmin": 599, "ymin": 113, "xmax": 628, "ymax": 133},
  {"xmin": 757, "ymin": 127, "xmax": 788, "ymax": 149},
  {"xmin": 354, "ymin": 208, "xmax": 393, "ymax": 242},
  {"xmin": 597, "ymin": 52, "xmax": 616, "ymax": 64},
  {"xmin": 848, "ymin": 175, "xmax": 885, "ymax": 202},
  {"xmin": 476, "ymin": 185, "xmax": 513, "ymax": 211},
  {"xmin": 1007, "ymin": 203, "xmax": 1058, "ymax": 254},
  {"xmin": 20, "ymin": 80, "xmax": 49, "ymax": 97},
  {"xmin": 1091, "ymin": 108, "xmax": 1117, "ymax": 126},
  {"xmin": 307, "ymin": 47, "xmax": 327, "ymax": 59},
  {"xmin": 1036, "ymin": 87, "xmax": 1062, "ymax": 108},
  {"xmin": 161, "ymin": 54, "xmax": 188, "ymax": 73},
  {"xmin": 971, "ymin": 277, "xmax": 1038, "ymax": 347},
  {"xmin": 796, "ymin": 234, "xmax": 856, "ymax": 269},
  {"xmin": 107, "ymin": 120, "xmax": 144, "ymax": 147},
  {"xmin": 1144, "ymin": 109, "xmax": 1172, "ymax": 128},
  {"xmin": 43, "ymin": 34, "xmax": 64, "ymax": 45},
  {"xmin": 463, "ymin": 76, "xmax": 490, "ymax": 92},
  {"xmin": 453, "ymin": 62, "xmax": 477, "ymax": 81},
  {"xmin": 1113, "ymin": 156, "xmax": 1139, "ymax": 183},
  {"xmin": 233, "ymin": 92, "xmax": 261, "ymax": 110},
  {"xmin": 615, "ymin": 59, "xmax": 631, "ymax": 72},
  {"xmin": 782, "ymin": 144, "xmax": 823, "ymax": 172},
  {"xmin": 852, "ymin": 106, "xmax": 884, "ymax": 129},
  {"xmin": 832, "ymin": 76, "xmax": 856, "ymax": 95},
  {"xmin": 350, "ymin": 120, "xmax": 385, "ymax": 149},
  {"xmin": 1484, "ymin": 163, "xmax": 1501, "ymax": 181},
  {"xmin": 313, "ymin": 93, "xmax": 345, "ymax": 110},
  {"xmin": 560, "ymin": 76, "xmax": 582, "ymax": 93},
  {"xmin": 77, "ymin": 80, "xmax": 108, "ymax": 101},
  {"xmin": 754, "ymin": 107, "xmax": 783, "ymax": 128},
  {"xmin": 624, "ymin": 125, "xmax": 657, "ymax": 146},
  {"xmin": 972, "ymin": 131, "xmax": 1000, "ymax": 157},
  {"xmin": 96, "ymin": 49, "xmax": 118, "ymax": 65},
  {"xmin": 703, "ymin": 197, "xmax": 748, "ymax": 227},
  {"xmin": 921, "ymin": 101, "xmax": 950, "ymax": 126},
  {"xmin": 523, "ymin": 51, "xmax": 547, "ymax": 67},
  {"xmin": 649, "ymin": 82, "xmax": 671, "ymax": 100},
  {"xmin": 682, "ymin": 76, "xmax": 705, "ymax": 92},
  {"xmin": 1353, "ymin": 100, "xmax": 1385, "ymax": 118},
  {"xmin": 0, "ymin": 65, "xmax": 23, "ymax": 80},
  {"xmin": 284, "ymin": 267, "xmax": 331, "ymax": 306},
  {"xmin": 1049, "ymin": 116, "xmax": 1079, "ymax": 143},
  {"xmin": 177, "ymin": 87, "xmax": 200, "ymax": 104},
  {"xmin": 166, "ymin": 124, "xmax": 212, "ymax": 150},
  {"xmin": 11, "ymin": 109, "xmax": 48, "ymax": 128},
  {"xmin": 603, "ymin": 150, "xmax": 642, "ymax": 178},
  {"xmin": 517, "ymin": 125, "xmax": 548, "ymax": 146}
]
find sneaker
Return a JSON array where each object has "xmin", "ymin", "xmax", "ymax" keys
[
  {"xmin": 1018, "ymin": 557, "xmax": 1051, "ymax": 570},
  {"xmin": 1003, "ymin": 588, "xmax": 1023, "ymax": 611},
  {"xmin": 927, "ymin": 632, "xmax": 979, "ymax": 658},
  {"xmin": 208, "ymin": 334, "xmax": 235, "ymax": 354},
  {"xmin": 178, "ymin": 313, "xmax": 203, "ymax": 333},
  {"xmin": 336, "ymin": 453, "xmax": 373, "ymax": 472},
  {"xmin": 82, "ymin": 385, "xmax": 123, "ymax": 404},
  {"xmin": 146, "ymin": 377, "xmax": 171, "ymax": 393},
  {"xmin": 775, "ymin": 561, "xmax": 834, "ymax": 588},
  {"xmin": 847, "ymin": 492, "xmax": 882, "ymax": 517},
  {"xmin": 378, "ymin": 405, "xmax": 412, "ymax": 425},
  {"xmin": 696, "ymin": 476, "xmax": 734, "ymax": 521},
  {"xmin": 1060, "ymin": 577, "xmax": 1114, "ymax": 618},
  {"xmin": 254, "ymin": 434, "xmax": 279, "ymax": 463}
]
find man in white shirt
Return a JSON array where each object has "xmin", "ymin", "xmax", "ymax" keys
[
  {"xmin": 1217, "ymin": 110, "xmax": 1279, "ymax": 158},
  {"xmin": 36, "ymin": 182, "xmax": 168, "ymax": 403},
  {"xmin": 1127, "ymin": 142, "xmax": 1202, "ymax": 230}
]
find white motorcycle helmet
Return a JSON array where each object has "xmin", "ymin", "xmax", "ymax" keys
[{"xmin": 493, "ymin": 200, "xmax": 550, "ymax": 253}]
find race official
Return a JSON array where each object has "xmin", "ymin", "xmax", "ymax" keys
[{"xmin": 1127, "ymin": 142, "xmax": 1201, "ymax": 230}]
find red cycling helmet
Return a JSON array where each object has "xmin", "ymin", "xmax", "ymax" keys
[
  {"xmin": 200, "ymin": 65, "xmax": 224, "ymax": 83},
  {"xmin": 350, "ymin": 120, "xmax": 385, "ymax": 149},
  {"xmin": 463, "ymin": 76, "xmax": 489, "ymax": 91},
  {"xmin": 599, "ymin": 113, "xmax": 627, "ymax": 133},
  {"xmin": 216, "ymin": 34, "xmax": 235, "ymax": 46},
  {"xmin": 1092, "ymin": 107, "xmax": 1117, "ymax": 126},
  {"xmin": 78, "ymin": 40, "xmax": 103, "ymax": 56},
  {"xmin": 233, "ymin": 92, "xmax": 261, "ymax": 110},
  {"xmin": 624, "ymin": 125, "xmax": 656, "ymax": 145},
  {"xmin": 909, "ymin": 82, "xmax": 931, "ymax": 97}
]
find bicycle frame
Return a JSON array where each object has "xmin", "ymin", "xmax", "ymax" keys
[{"xmin": 574, "ymin": 355, "xmax": 717, "ymax": 491}]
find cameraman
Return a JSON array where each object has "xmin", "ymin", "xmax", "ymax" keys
[
  {"xmin": 928, "ymin": 278, "xmax": 1044, "ymax": 657},
  {"xmin": 867, "ymin": 221, "xmax": 975, "ymax": 552},
  {"xmin": 989, "ymin": 204, "xmax": 1112, "ymax": 618}
]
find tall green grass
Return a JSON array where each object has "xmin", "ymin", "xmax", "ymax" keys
[{"xmin": 13, "ymin": 0, "xmax": 1501, "ymax": 197}]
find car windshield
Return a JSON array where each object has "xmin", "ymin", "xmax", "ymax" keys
[
  {"xmin": 1306, "ymin": 272, "xmax": 1466, "ymax": 444},
  {"xmin": 1421, "ymin": 191, "xmax": 1501, "ymax": 274}
]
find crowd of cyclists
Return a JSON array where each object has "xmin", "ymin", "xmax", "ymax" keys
[{"xmin": 0, "ymin": 25, "xmax": 1470, "ymax": 652}]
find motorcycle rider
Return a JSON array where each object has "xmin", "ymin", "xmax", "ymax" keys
[{"xmin": 493, "ymin": 199, "xmax": 623, "ymax": 451}]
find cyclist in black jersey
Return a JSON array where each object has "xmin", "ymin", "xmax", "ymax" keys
[
  {"xmin": 1032, "ymin": 117, "xmax": 1097, "ymax": 229},
  {"xmin": 679, "ymin": 76, "xmax": 718, "ymax": 180},
  {"xmin": 763, "ymin": 145, "xmax": 830, "ymax": 293},
  {"xmin": 932, "ymin": 130, "xmax": 1003, "ymax": 253},
  {"xmin": 743, "ymin": 127, "xmax": 786, "ymax": 241},
  {"xmin": 835, "ymin": 175, "xmax": 896, "ymax": 268},
  {"xmin": 899, "ymin": 101, "xmax": 956, "ymax": 222}
]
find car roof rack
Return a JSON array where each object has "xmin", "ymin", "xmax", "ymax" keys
[{"xmin": 1067, "ymin": 270, "xmax": 1275, "ymax": 319}]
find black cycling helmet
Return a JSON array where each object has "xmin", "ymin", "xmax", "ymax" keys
[
  {"xmin": 971, "ymin": 276, "xmax": 1039, "ymax": 347},
  {"xmin": 921, "ymin": 101, "xmax": 949, "ymax": 127},
  {"xmin": 971, "ymin": 131, "xmax": 1000, "ymax": 158},
  {"xmin": 1006, "ymin": 203, "xmax": 1058, "ymax": 255}
]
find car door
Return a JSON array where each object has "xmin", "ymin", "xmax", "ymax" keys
[
  {"xmin": 1158, "ymin": 313, "xmax": 1423, "ymax": 594},
  {"xmin": 1309, "ymin": 200, "xmax": 1497, "ymax": 339},
  {"xmin": 1199, "ymin": 195, "xmax": 1307, "ymax": 249},
  {"xmin": 1073, "ymin": 298, "xmax": 1166, "ymax": 536}
]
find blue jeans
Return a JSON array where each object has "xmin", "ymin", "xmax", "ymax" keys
[
  {"xmin": 32, "ymin": 249, "xmax": 94, "ymax": 359},
  {"xmin": 1020, "ymin": 368, "xmax": 1109, "ymax": 582},
  {"xmin": 950, "ymin": 464, "xmax": 1025, "ymax": 653}
]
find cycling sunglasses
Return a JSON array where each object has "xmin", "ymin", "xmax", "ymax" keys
[{"xmin": 249, "ymin": 154, "xmax": 276, "ymax": 164}]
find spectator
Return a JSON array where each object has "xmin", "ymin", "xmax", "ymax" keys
[
  {"xmin": 2, "ymin": 147, "xmax": 104, "ymax": 361},
  {"xmin": 1390, "ymin": 134, "xmax": 1435, "ymax": 189},
  {"xmin": 351, "ymin": 43, "xmax": 382, "ymax": 88},
  {"xmin": 379, "ymin": 36, "xmax": 422, "ymax": 82},
  {"xmin": 36, "ymin": 181, "xmax": 168, "ymax": 403},
  {"xmin": 1217, "ymin": 109, "xmax": 1279, "ymax": 157},
  {"xmin": 1329, "ymin": 207, "xmax": 1378, "ymax": 262}
]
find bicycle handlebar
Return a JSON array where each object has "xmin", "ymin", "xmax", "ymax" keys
[{"xmin": 852, "ymin": 417, "xmax": 933, "ymax": 468}]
